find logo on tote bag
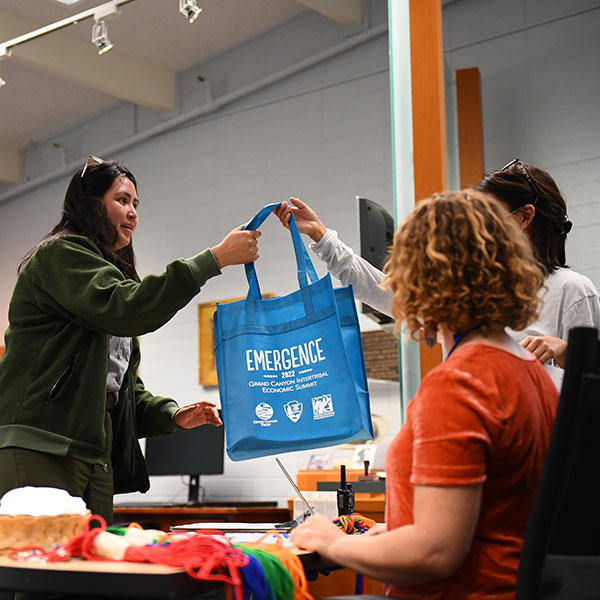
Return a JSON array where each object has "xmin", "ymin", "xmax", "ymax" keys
[
  {"xmin": 284, "ymin": 400, "xmax": 303, "ymax": 423},
  {"xmin": 312, "ymin": 394, "xmax": 335, "ymax": 420},
  {"xmin": 254, "ymin": 402, "xmax": 278, "ymax": 427}
]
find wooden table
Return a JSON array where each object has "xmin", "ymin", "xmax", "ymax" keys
[
  {"xmin": 0, "ymin": 556, "xmax": 217, "ymax": 598},
  {"xmin": 113, "ymin": 503, "xmax": 291, "ymax": 532},
  {"xmin": 0, "ymin": 548, "xmax": 328, "ymax": 599}
]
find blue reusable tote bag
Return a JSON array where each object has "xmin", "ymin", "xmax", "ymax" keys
[{"xmin": 213, "ymin": 203, "xmax": 373, "ymax": 461}]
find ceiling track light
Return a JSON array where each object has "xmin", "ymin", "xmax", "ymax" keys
[
  {"xmin": 0, "ymin": 50, "xmax": 8, "ymax": 87},
  {"xmin": 179, "ymin": 0, "xmax": 202, "ymax": 24},
  {"xmin": 0, "ymin": 0, "xmax": 203, "ymax": 78},
  {"xmin": 92, "ymin": 19, "xmax": 113, "ymax": 55},
  {"xmin": 0, "ymin": 1, "xmax": 134, "ymax": 61}
]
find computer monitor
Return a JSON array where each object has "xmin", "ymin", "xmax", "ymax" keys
[
  {"xmin": 358, "ymin": 197, "xmax": 394, "ymax": 325},
  {"xmin": 145, "ymin": 414, "xmax": 224, "ymax": 505}
]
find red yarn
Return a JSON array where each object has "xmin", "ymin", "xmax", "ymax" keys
[
  {"xmin": 66, "ymin": 515, "xmax": 248, "ymax": 600},
  {"xmin": 66, "ymin": 514, "xmax": 112, "ymax": 561},
  {"xmin": 9, "ymin": 514, "xmax": 249, "ymax": 600},
  {"xmin": 124, "ymin": 534, "xmax": 248, "ymax": 600}
]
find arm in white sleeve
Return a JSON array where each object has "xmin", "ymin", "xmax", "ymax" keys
[
  {"xmin": 310, "ymin": 229, "xmax": 393, "ymax": 317},
  {"xmin": 551, "ymin": 270, "xmax": 600, "ymax": 340},
  {"xmin": 559, "ymin": 293, "xmax": 600, "ymax": 339}
]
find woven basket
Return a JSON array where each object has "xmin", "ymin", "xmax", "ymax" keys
[{"xmin": 0, "ymin": 511, "xmax": 90, "ymax": 554}]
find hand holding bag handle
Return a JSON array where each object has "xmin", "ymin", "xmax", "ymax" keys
[{"xmin": 243, "ymin": 202, "xmax": 319, "ymax": 301}]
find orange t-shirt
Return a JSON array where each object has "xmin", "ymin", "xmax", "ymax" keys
[{"xmin": 385, "ymin": 343, "xmax": 558, "ymax": 600}]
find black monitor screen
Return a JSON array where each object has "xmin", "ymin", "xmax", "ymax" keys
[
  {"xmin": 145, "ymin": 416, "xmax": 224, "ymax": 504},
  {"xmin": 358, "ymin": 197, "xmax": 394, "ymax": 324},
  {"xmin": 359, "ymin": 197, "xmax": 394, "ymax": 271},
  {"xmin": 145, "ymin": 419, "xmax": 224, "ymax": 476}
]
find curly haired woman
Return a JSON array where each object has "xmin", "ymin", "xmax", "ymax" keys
[{"xmin": 291, "ymin": 190, "xmax": 559, "ymax": 600}]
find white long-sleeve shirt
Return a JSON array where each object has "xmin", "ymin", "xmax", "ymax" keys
[{"xmin": 310, "ymin": 229, "xmax": 392, "ymax": 316}]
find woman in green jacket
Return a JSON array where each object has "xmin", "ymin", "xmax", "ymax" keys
[{"xmin": 0, "ymin": 156, "xmax": 260, "ymax": 522}]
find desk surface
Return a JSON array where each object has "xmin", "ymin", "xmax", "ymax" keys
[
  {"xmin": 113, "ymin": 504, "xmax": 292, "ymax": 531},
  {"xmin": 114, "ymin": 501, "xmax": 278, "ymax": 508},
  {"xmin": 114, "ymin": 504, "xmax": 286, "ymax": 515},
  {"xmin": 0, "ymin": 556, "xmax": 215, "ymax": 598},
  {"xmin": 0, "ymin": 548, "xmax": 328, "ymax": 599}
]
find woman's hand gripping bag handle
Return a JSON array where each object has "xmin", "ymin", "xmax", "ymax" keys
[
  {"xmin": 213, "ymin": 203, "xmax": 373, "ymax": 461},
  {"xmin": 243, "ymin": 202, "xmax": 319, "ymax": 301}
]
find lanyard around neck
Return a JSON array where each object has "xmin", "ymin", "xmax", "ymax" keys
[{"xmin": 446, "ymin": 326, "xmax": 480, "ymax": 359}]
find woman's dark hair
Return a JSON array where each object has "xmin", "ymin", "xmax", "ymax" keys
[
  {"xmin": 19, "ymin": 160, "xmax": 140, "ymax": 281},
  {"xmin": 476, "ymin": 162, "xmax": 570, "ymax": 275}
]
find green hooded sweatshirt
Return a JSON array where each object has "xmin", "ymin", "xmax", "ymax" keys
[{"xmin": 0, "ymin": 234, "xmax": 221, "ymax": 493}]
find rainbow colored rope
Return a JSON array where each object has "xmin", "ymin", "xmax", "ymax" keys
[{"xmin": 332, "ymin": 512, "xmax": 377, "ymax": 534}]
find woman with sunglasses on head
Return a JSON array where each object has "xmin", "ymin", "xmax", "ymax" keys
[
  {"xmin": 291, "ymin": 190, "xmax": 558, "ymax": 599},
  {"xmin": 0, "ymin": 157, "xmax": 261, "ymax": 522},
  {"xmin": 276, "ymin": 161, "xmax": 599, "ymax": 387},
  {"xmin": 475, "ymin": 160, "xmax": 599, "ymax": 383}
]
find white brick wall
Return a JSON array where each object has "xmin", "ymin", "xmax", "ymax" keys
[{"xmin": 443, "ymin": 0, "xmax": 600, "ymax": 287}]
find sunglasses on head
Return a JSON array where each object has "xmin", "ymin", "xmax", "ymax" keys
[
  {"xmin": 500, "ymin": 158, "xmax": 541, "ymax": 205},
  {"xmin": 501, "ymin": 158, "xmax": 573, "ymax": 235},
  {"xmin": 81, "ymin": 155, "xmax": 105, "ymax": 178}
]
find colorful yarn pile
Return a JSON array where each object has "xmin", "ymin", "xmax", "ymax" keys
[
  {"xmin": 9, "ymin": 516, "xmax": 314, "ymax": 600},
  {"xmin": 330, "ymin": 512, "xmax": 377, "ymax": 595},
  {"xmin": 237, "ymin": 533, "xmax": 313, "ymax": 600},
  {"xmin": 236, "ymin": 550, "xmax": 275, "ymax": 600},
  {"xmin": 10, "ymin": 516, "xmax": 249, "ymax": 600},
  {"xmin": 332, "ymin": 512, "xmax": 376, "ymax": 534},
  {"xmin": 9, "ymin": 513, "xmax": 378, "ymax": 600},
  {"xmin": 123, "ymin": 532, "xmax": 248, "ymax": 590}
]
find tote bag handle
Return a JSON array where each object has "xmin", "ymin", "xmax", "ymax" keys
[{"xmin": 243, "ymin": 202, "xmax": 319, "ymax": 300}]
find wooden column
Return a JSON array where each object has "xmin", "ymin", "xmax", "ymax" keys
[
  {"xmin": 456, "ymin": 67, "xmax": 484, "ymax": 187},
  {"xmin": 409, "ymin": 0, "xmax": 446, "ymax": 378}
]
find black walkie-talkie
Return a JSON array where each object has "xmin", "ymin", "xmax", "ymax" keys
[{"xmin": 337, "ymin": 464, "xmax": 355, "ymax": 516}]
